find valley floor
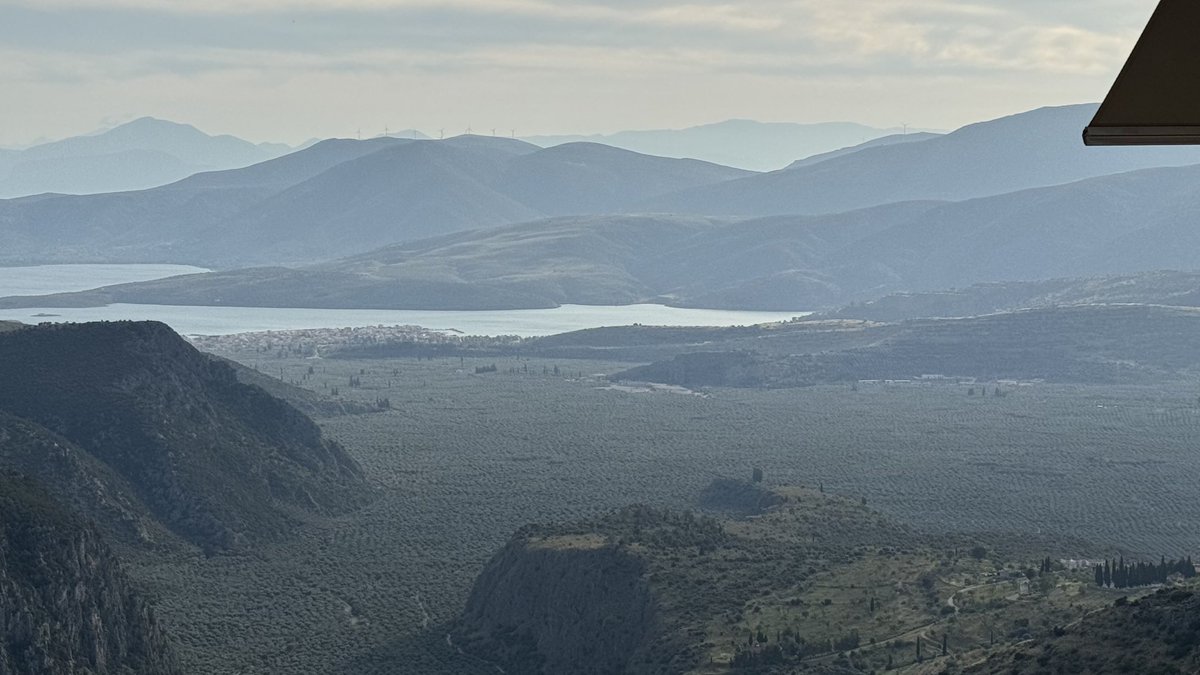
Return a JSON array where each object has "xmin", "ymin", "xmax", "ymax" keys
[{"xmin": 132, "ymin": 348, "xmax": 1200, "ymax": 673}]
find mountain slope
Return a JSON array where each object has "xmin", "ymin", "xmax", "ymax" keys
[
  {"xmin": 612, "ymin": 305, "xmax": 1200, "ymax": 387},
  {"xmin": 0, "ymin": 215, "xmax": 726, "ymax": 310},
  {"xmin": 823, "ymin": 270, "xmax": 1200, "ymax": 322},
  {"xmin": 524, "ymin": 119, "xmax": 931, "ymax": 171},
  {"xmin": 0, "ymin": 321, "xmax": 368, "ymax": 553},
  {"xmin": 0, "ymin": 413, "xmax": 173, "ymax": 549},
  {"xmin": 0, "ymin": 136, "xmax": 749, "ymax": 267},
  {"xmin": 968, "ymin": 589, "xmax": 1200, "ymax": 674},
  {"xmin": 457, "ymin": 483, "xmax": 1104, "ymax": 675},
  {"xmin": 643, "ymin": 104, "xmax": 1200, "ymax": 217},
  {"xmin": 201, "ymin": 140, "xmax": 544, "ymax": 262},
  {"xmin": 0, "ymin": 118, "xmax": 293, "ymax": 198},
  {"xmin": 17, "ymin": 157, "xmax": 1200, "ymax": 312},
  {"xmin": 0, "ymin": 137, "xmax": 409, "ymax": 265},
  {"xmin": 0, "ymin": 471, "xmax": 180, "ymax": 675},
  {"xmin": 494, "ymin": 142, "xmax": 751, "ymax": 215},
  {"xmin": 783, "ymin": 131, "xmax": 940, "ymax": 169}
]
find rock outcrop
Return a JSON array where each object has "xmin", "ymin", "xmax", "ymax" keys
[
  {"xmin": 0, "ymin": 472, "xmax": 180, "ymax": 675},
  {"xmin": 458, "ymin": 535, "xmax": 658, "ymax": 674}
]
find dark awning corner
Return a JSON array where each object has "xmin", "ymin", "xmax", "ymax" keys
[{"xmin": 1084, "ymin": 0, "xmax": 1200, "ymax": 146}]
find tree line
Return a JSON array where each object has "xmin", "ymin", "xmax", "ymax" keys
[{"xmin": 1093, "ymin": 556, "xmax": 1195, "ymax": 589}]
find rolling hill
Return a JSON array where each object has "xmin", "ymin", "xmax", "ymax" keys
[
  {"xmin": 15, "ymin": 157, "xmax": 1200, "ymax": 313},
  {"xmin": 0, "ymin": 118, "xmax": 294, "ymax": 198},
  {"xmin": 821, "ymin": 270, "xmax": 1200, "ymax": 322},
  {"xmin": 523, "ymin": 118, "xmax": 938, "ymax": 171},
  {"xmin": 610, "ymin": 304, "xmax": 1200, "ymax": 388},
  {"xmin": 641, "ymin": 104, "xmax": 1200, "ymax": 217},
  {"xmin": 0, "ymin": 136, "xmax": 750, "ymax": 267}
]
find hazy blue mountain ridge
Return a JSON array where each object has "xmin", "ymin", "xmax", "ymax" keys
[
  {"xmin": 641, "ymin": 104, "xmax": 1200, "ymax": 217},
  {"xmin": 16, "ymin": 160, "xmax": 1200, "ymax": 311},
  {"xmin": 0, "ymin": 136, "xmax": 749, "ymax": 266},
  {"xmin": 523, "ymin": 118, "xmax": 940, "ymax": 171},
  {"xmin": 0, "ymin": 118, "xmax": 296, "ymax": 198}
]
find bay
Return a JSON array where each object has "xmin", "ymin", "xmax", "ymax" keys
[{"xmin": 0, "ymin": 265, "xmax": 808, "ymax": 337}]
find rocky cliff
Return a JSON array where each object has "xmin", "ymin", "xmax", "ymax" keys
[
  {"xmin": 0, "ymin": 472, "xmax": 179, "ymax": 675},
  {"xmin": 458, "ymin": 535, "xmax": 658, "ymax": 674},
  {"xmin": 457, "ymin": 506, "xmax": 739, "ymax": 674}
]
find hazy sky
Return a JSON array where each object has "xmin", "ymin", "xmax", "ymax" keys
[{"xmin": 0, "ymin": 0, "xmax": 1160, "ymax": 146}]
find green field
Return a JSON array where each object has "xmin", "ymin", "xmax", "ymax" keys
[{"xmin": 131, "ymin": 348, "xmax": 1200, "ymax": 673}]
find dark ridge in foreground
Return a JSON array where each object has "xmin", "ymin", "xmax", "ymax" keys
[
  {"xmin": 0, "ymin": 471, "xmax": 180, "ymax": 675},
  {"xmin": 0, "ymin": 321, "xmax": 368, "ymax": 553}
]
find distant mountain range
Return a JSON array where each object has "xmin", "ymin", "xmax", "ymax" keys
[
  {"xmin": 642, "ymin": 104, "xmax": 1200, "ymax": 217},
  {"xmin": 7, "ymin": 104, "xmax": 1200, "ymax": 312},
  {"xmin": 0, "ymin": 136, "xmax": 750, "ymax": 267},
  {"xmin": 18, "ymin": 158, "xmax": 1200, "ymax": 312},
  {"xmin": 0, "ymin": 118, "xmax": 298, "ymax": 198},
  {"xmin": 523, "ymin": 119, "xmax": 941, "ymax": 171}
]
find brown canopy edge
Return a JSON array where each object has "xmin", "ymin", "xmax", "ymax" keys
[{"xmin": 1084, "ymin": 0, "xmax": 1200, "ymax": 146}]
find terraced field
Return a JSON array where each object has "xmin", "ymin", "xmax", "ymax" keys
[{"xmin": 131, "ymin": 350, "xmax": 1200, "ymax": 673}]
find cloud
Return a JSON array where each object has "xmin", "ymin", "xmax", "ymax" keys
[{"xmin": 0, "ymin": 0, "xmax": 1160, "ymax": 144}]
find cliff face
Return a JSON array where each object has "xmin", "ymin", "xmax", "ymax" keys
[
  {"xmin": 0, "ymin": 413, "xmax": 169, "ymax": 550},
  {"xmin": 457, "ymin": 536, "xmax": 658, "ymax": 675},
  {"xmin": 0, "ymin": 472, "xmax": 179, "ymax": 675},
  {"xmin": 0, "ymin": 321, "xmax": 368, "ymax": 553}
]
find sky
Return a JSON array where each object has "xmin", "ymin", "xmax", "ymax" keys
[{"xmin": 0, "ymin": 0, "xmax": 1162, "ymax": 146}]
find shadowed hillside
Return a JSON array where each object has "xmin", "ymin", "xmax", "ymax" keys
[
  {"xmin": 967, "ymin": 589, "xmax": 1200, "ymax": 674},
  {"xmin": 0, "ymin": 471, "xmax": 180, "ymax": 674},
  {"xmin": 0, "ymin": 321, "xmax": 368, "ymax": 553}
]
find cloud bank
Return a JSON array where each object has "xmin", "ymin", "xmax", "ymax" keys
[{"xmin": 0, "ymin": 0, "xmax": 1159, "ymax": 145}]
